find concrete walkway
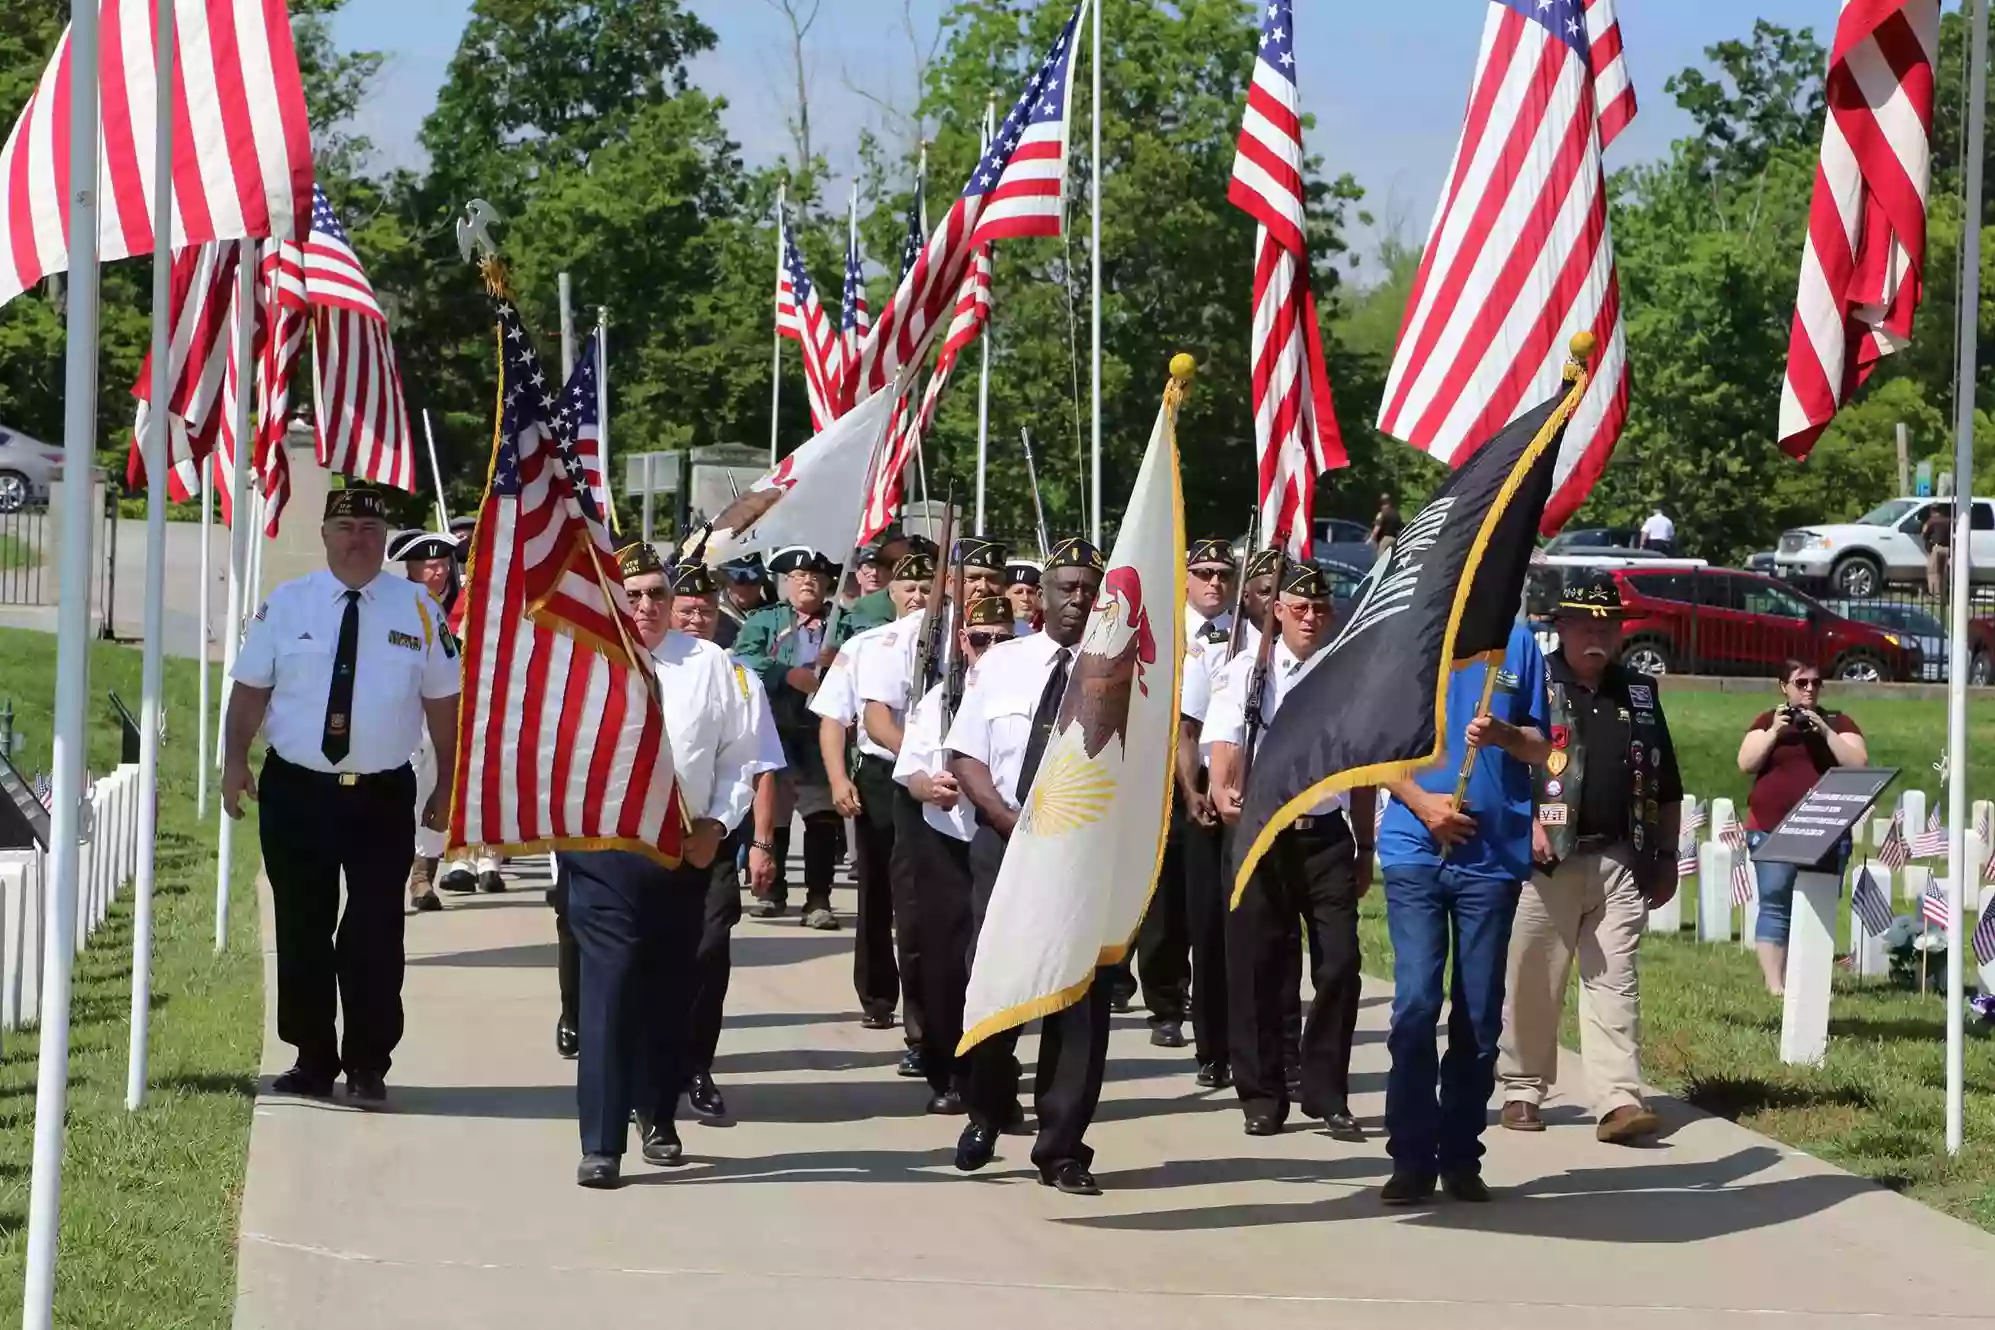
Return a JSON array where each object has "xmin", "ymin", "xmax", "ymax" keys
[{"xmin": 233, "ymin": 856, "xmax": 1995, "ymax": 1330}]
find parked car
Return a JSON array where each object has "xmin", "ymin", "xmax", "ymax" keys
[
  {"xmin": 1604, "ymin": 567, "xmax": 1920, "ymax": 681},
  {"xmin": 1312, "ymin": 516, "xmax": 1376, "ymax": 569},
  {"xmin": 0, "ymin": 426, "xmax": 62, "ymax": 513},
  {"xmin": 1775, "ymin": 495, "xmax": 1995, "ymax": 597},
  {"xmin": 1825, "ymin": 600, "xmax": 1948, "ymax": 682},
  {"xmin": 1744, "ymin": 550, "xmax": 1779, "ymax": 575},
  {"xmin": 1542, "ymin": 526, "xmax": 1639, "ymax": 556}
]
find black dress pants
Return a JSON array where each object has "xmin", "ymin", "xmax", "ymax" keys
[
  {"xmin": 962, "ymin": 824, "xmax": 1112, "ymax": 1173},
  {"xmin": 852, "ymin": 755, "xmax": 902, "ymax": 1027},
  {"xmin": 690, "ymin": 829, "xmax": 746, "ymax": 1074},
  {"xmin": 566, "ymin": 849, "xmax": 706, "ymax": 1158},
  {"xmin": 901, "ymin": 797, "xmax": 973, "ymax": 1096},
  {"xmin": 1177, "ymin": 810, "xmax": 1230, "ymax": 1069},
  {"xmin": 769, "ymin": 812, "xmax": 842, "ymax": 910},
  {"xmin": 1136, "ymin": 825, "xmax": 1191, "ymax": 1025},
  {"xmin": 552, "ymin": 858, "xmax": 579, "ymax": 1027},
  {"xmin": 258, "ymin": 754, "xmax": 415, "ymax": 1080},
  {"xmin": 1226, "ymin": 816, "xmax": 1361, "ymax": 1124}
]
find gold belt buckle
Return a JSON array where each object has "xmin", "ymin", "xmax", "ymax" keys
[{"xmin": 337, "ymin": 772, "xmax": 359, "ymax": 787}]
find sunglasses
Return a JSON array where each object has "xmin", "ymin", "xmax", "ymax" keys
[
  {"xmin": 1789, "ymin": 678, "xmax": 1823, "ymax": 691},
  {"xmin": 1188, "ymin": 567, "xmax": 1235, "ymax": 581},
  {"xmin": 966, "ymin": 631, "xmax": 1011, "ymax": 649},
  {"xmin": 629, "ymin": 587, "xmax": 670, "ymax": 603}
]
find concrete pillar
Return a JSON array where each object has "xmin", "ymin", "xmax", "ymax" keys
[{"xmin": 1699, "ymin": 842, "xmax": 1732, "ymax": 942}]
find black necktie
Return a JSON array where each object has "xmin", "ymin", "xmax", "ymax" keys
[
  {"xmin": 1015, "ymin": 647, "xmax": 1071, "ymax": 802},
  {"xmin": 322, "ymin": 589, "xmax": 361, "ymax": 763}
]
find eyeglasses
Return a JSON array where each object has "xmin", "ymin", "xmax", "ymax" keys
[
  {"xmin": 1188, "ymin": 567, "xmax": 1234, "ymax": 581},
  {"xmin": 629, "ymin": 587, "xmax": 670, "ymax": 602},
  {"xmin": 966, "ymin": 631, "xmax": 1011, "ymax": 649},
  {"xmin": 1789, "ymin": 677, "xmax": 1823, "ymax": 691}
]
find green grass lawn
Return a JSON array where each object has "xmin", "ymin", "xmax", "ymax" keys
[
  {"xmin": 0, "ymin": 535, "xmax": 40, "ymax": 571},
  {"xmin": 0, "ymin": 629, "xmax": 261, "ymax": 1329},
  {"xmin": 1359, "ymin": 684, "xmax": 1995, "ymax": 1235}
]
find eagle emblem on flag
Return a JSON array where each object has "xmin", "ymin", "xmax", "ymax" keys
[{"xmin": 1059, "ymin": 566, "xmax": 1158, "ymax": 760}]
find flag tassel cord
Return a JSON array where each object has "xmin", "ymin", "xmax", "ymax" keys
[{"xmin": 1228, "ymin": 336, "xmax": 1596, "ymax": 910}]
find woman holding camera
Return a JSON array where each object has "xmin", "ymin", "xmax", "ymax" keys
[{"xmin": 1736, "ymin": 662, "xmax": 1869, "ymax": 994}]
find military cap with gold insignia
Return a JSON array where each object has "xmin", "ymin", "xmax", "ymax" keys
[
  {"xmin": 893, "ymin": 552, "xmax": 937, "ymax": 583},
  {"xmin": 1279, "ymin": 562, "xmax": 1331, "ymax": 600},
  {"xmin": 953, "ymin": 535, "xmax": 1007, "ymax": 572},
  {"xmin": 964, "ymin": 596, "xmax": 1013, "ymax": 629},
  {"xmin": 1555, "ymin": 569, "xmax": 1625, "ymax": 619},
  {"xmin": 1186, "ymin": 537, "xmax": 1236, "ymax": 571},
  {"xmin": 1243, "ymin": 547, "xmax": 1283, "ymax": 582},
  {"xmin": 1005, "ymin": 558, "xmax": 1042, "ymax": 588},
  {"xmin": 325, "ymin": 487, "xmax": 387, "ymax": 522},
  {"xmin": 387, "ymin": 529, "xmax": 458, "ymax": 564},
  {"xmin": 671, "ymin": 561, "xmax": 719, "ymax": 597},
  {"xmin": 1046, "ymin": 535, "xmax": 1105, "ymax": 572},
  {"xmin": 616, "ymin": 541, "xmax": 665, "ymax": 579}
]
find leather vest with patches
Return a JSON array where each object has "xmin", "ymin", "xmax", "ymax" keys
[{"xmin": 1534, "ymin": 660, "xmax": 1664, "ymax": 878}]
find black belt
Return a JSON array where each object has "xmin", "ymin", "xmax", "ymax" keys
[
  {"xmin": 1575, "ymin": 833, "xmax": 1619, "ymax": 854},
  {"xmin": 268, "ymin": 752, "xmax": 411, "ymax": 789},
  {"xmin": 1287, "ymin": 810, "xmax": 1350, "ymax": 836}
]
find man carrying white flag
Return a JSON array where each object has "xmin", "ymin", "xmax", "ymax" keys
[
  {"xmin": 944, "ymin": 358, "xmax": 1192, "ymax": 1196},
  {"xmin": 702, "ymin": 390, "xmax": 897, "ymax": 568}
]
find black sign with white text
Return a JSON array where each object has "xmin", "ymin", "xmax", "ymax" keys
[
  {"xmin": 1753, "ymin": 767, "xmax": 1898, "ymax": 869},
  {"xmin": 0, "ymin": 749, "xmax": 49, "ymax": 851}
]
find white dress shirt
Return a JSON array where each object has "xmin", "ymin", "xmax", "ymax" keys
[
  {"xmin": 856, "ymin": 608, "xmax": 949, "ymax": 757},
  {"xmin": 734, "ymin": 662, "xmax": 788, "ymax": 778},
  {"xmin": 1640, "ymin": 510, "xmax": 1676, "ymax": 544},
  {"xmin": 651, "ymin": 631, "xmax": 764, "ymax": 833},
  {"xmin": 808, "ymin": 620, "xmax": 897, "ymax": 729},
  {"xmin": 943, "ymin": 630, "xmax": 1071, "ymax": 812},
  {"xmin": 894, "ymin": 682, "xmax": 975, "ymax": 841},
  {"xmin": 233, "ymin": 569, "xmax": 460, "ymax": 774},
  {"xmin": 1184, "ymin": 602, "xmax": 1234, "ymax": 645},
  {"xmin": 1204, "ymin": 638, "xmax": 1347, "ymax": 818}
]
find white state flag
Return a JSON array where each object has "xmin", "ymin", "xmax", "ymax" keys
[
  {"xmin": 700, "ymin": 388, "xmax": 896, "ymax": 566},
  {"xmin": 958, "ymin": 373, "xmax": 1187, "ymax": 1053}
]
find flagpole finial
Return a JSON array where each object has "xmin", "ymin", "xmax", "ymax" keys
[
  {"xmin": 1169, "ymin": 353, "xmax": 1197, "ymax": 382},
  {"xmin": 1565, "ymin": 331, "xmax": 1598, "ymax": 380}
]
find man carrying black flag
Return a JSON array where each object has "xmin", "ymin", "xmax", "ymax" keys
[{"xmin": 1230, "ymin": 333, "xmax": 1597, "ymax": 1204}]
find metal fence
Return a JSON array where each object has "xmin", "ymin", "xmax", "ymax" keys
[
  {"xmin": 0, "ymin": 505, "xmax": 47, "ymax": 605},
  {"xmin": 1526, "ymin": 565, "xmax": 1995, "ymax": 684}
]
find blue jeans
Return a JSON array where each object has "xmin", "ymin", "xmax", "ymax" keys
[
  {"xmin": 1747, "ymin": 830, "xmax": 1851, "ymax": 945},
  {"xmin": 1382, "ymin": 863, "xmax": 1522, "ymax": 1174}
]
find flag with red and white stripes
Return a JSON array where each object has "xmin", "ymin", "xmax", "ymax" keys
[
  {"xmin": 848, "ymin": 1, "xmax": 1084, "ymax": 406},
  {"xmin": 1777, "ymin": 0, "xmax": 1939, "ymax": 459},
  {"xmin": 1721, "ymin": 822, "xmax": 1755, "ymax": 906},
  {"xmin": 1377, "ymin": 0, "xmax": 1636, "ymax": 535},
  {"xmin": 1921, "ymin": 878, "xmax": 1951, "ymax": 931},
  {"xmin": 777, "ymin": 211, "xmax": 844, "ymax": 430},
  {"xmin": 557, "ymin": 329, "xmax": 610, "ymax": 524},
  {"xmin": 1228, "ymin": 0, "xmax": 1347, "ymax": 557},
  {"xmin": 840, "ymin": 201, "xmax": 870, "ymax": 407},
  {"xmin": 127, "ymin": 240, "xmax": 247, "ymax": 498},
  {"xmin": 0, "ymin": 0, "xmax": 313, "ymax": 310},
  {"xmin": 303, "ymin": 188, "xmax": 414, "ymax": 492},
  {"xmin": 451, "ymin": 297, "xmax": 686, "ymax": 864},
  {"xmin": 1909, "ymin": 805, "xmax": 1949, "ymax": 859},
  {"xmin": 252, "ymin": 237, "xmax": 306, "ymax": 533},
  {"xmin": 1878, "ymin": 809, "xmax": 1911, "ymax": 870}
]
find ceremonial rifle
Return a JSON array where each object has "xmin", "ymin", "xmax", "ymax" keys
[
  {"xmin": 1019, "ymin": 426, "xmax": 1053, "ymax": 558},
  {"xmin": 1236, "ymin": 545, "xmax": 1286, "ymax": 790},
  {"xmin": 1226, "ymin": 507, "xmax": 1258, "ymax": 663},
  {"xmin": 907, "ymin": 500, "xmax": 956, "ymax": 714},
  {"xmin": 943, "ymin": 556, "xmax": 969, "ymax": 727}
]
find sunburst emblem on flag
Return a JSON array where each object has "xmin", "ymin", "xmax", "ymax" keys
[{"xmin": 1022, "ymin": 751, "xmax": 1116, "ymax": 837}]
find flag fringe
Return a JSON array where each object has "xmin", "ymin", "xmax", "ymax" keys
[{"xmin": 1230, "ymin": 355, "xmax": 1593, "ymax": 908}]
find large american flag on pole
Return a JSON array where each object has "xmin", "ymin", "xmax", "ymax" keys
[
  {"xmin": 0, "ymin": 0, "xmax": 314, "ymax": 310},
  {"xmin": 1377, "ymin": 0, "xmax": 1636, "ymax": 535},
  {"xmin": 1777, "ymin": 0, "xmax": 1938, "ymax": 459},
  {"xmin": 127, "ymin": 241, "xmax": 248, "ymax": 497},
  {"xmin": 840, "ymin": 194, "xmax": 870, "ymax": 409},
  {"xmin": 777, "ymin": 211, "xmax": 844, "ymax": 430},
  {"xmin": 303, "ymin": 187, "xmax": 415, "ymax": 492},
  {"xmin": 1229, "ymin": 0, "xmax": 1347, "ymax": 558},
  {"xmin": 557, "ymin": 328, "xmax": 611, "ymax": 523},
  {"xmin": 451, "ymin": 296, "xmax": 686, "ymax": 864},
  {"xmin": 847, "ymin": 1, "xmax": 1085, "ymax": 406}
]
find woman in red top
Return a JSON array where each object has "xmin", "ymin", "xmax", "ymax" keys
[{"xmin": 1735, "ymin": 661, "xmax": 1869, "ymax": 994}]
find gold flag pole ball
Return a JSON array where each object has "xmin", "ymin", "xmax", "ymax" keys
[{"xmin": 1169, "ymin": 352, "xmax": 1197, "ymax": 381}]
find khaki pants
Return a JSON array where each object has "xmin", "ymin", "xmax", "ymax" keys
[
  {"xmin": 1498, "ymin": 843, "xmax": 1646, "ymax": 1117},
  {"xmin": 1928, "ymin": 544, "xmax": 1951, "ymax": 599}
]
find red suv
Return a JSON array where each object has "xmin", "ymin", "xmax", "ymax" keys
[{"xmin": 1607, "ymin": 568, "xmax": 1919, "ymax": 681}]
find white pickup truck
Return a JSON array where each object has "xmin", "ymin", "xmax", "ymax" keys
[{"xmin": 1774, "ymin": 496, "xmax": 1995, "ymax": 598}]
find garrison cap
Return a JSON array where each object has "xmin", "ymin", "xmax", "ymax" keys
[
  {"xmin": 1280, "ymin": 562, "xmax": 1331, "ymax": 600},
  {"xmin": 1045, "ymin": 536, "xmax": 1105, "ymax": 573},
  {"xmin": 616, "ymin": 541, "xmax": 666, "ymax": 580},
  {"xmin": 325, "ymin": 487, "xmax": 387, "ymax": 522},
  {"xmin": 671, "ymin": 562, "xmax": 719, "ymax": 597},
  {"xmin": 893, "ymin": 552, "xmax": 937, "ymax": 583},
  {"xmin": 1243, "ymin": 548, "xmax": 1283, "ymax": 582},
  {"xmin": 1186, "ymin": 537, "xmax": 1235, "ymax": 570},
  {"xmin": 953, "ymin": 536, "xmax": 1007, "ymax": 571},
  {"xmin": 1556, "ymin": 569, "xmax": 1625, "ymax": 619},
  {"xmin": 964, "ymin": 596, "xmax": 1013, "ymax": 629},
  {"xmin": 1005, "ymin": 558, "xmax": 1042, "ymax": 588},
  {"xmin": 387, "ymin": 530, "xmax": 458, "ymax": 563}
]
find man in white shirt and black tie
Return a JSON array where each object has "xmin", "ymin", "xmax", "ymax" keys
[
  {"xmin": 1209, "ymin": 561, "xmax": 1374, "ymax": 1141},
  {"xmin": 223, "ymin": 488, "xmax": 462, "ymax": 1107},
  {"xmin": 945, "ymin": 536, "xmax": 1110, "ymax": 1196}
]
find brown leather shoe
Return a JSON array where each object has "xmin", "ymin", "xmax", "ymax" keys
[
  {"xmin": 1500, "ymin": 1100, "xmax": 1545, "ymax": 1132},
  {"xmin": 1596, "ymin": 1104, "xmax": 1661, "ymax": 1144}
]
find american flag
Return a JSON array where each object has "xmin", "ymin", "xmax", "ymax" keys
[
  {"xmin": 1721, "ymin": 822, "xmax": 1755, "ymax": 906},
  {"xmin": 1229, "ymin": 0, "xmax": 1347, "ymax": 558},
  {"xmin": 1683, "ymin": 798, "xmax": 1707, "ymax": 836},
  {"xmin": 1975, "ymin": 801, "xmax": 1991, "ymax": 846},
  {"xmin": 1851, "ymin": 865, "xmax": 1894, "ymax": 938},
  {"xmin": 31, "ymin": 773, "xmax": 51, "ymax": 811},
  {"xmin": 777, "ymin": 211, "xmax": 844, "ymax": 431},
  {"xmin": 558, "ymin": 330, "xmax": 610, "ymax": 523},
  {"xmin": 1377, "ymin": 0, "xmax": 1636, "ymax": 536},
  {"xmin": 1676, "ymin": 846, "xmax": 1697, "ymax": 880},
  {"xmin": 128, "ymin": 241, "xmax": 250, "ymax": 500},
  {"xmin": 1877, "ymin": 810, "xmax": 1911, "ymax": 870},
  {"xmin": 1909, "ymin": 806, "xmax": 1948, "ymax": 859},
  {"xmin": 1777, "ymin": 0, "xmax": 1940, "ymax": 459},
  {"xmin": 254, "ymin": 236, "xmax": 307, "ymax": 534},
  {"xmin": 1973, "ymin": 905, "xmax": 1995, "ymax": 967},
  {"xmin": 1921, "ymin": 878, "xmax": 1951, "ymax": 931},
  {"xmin": 848, "ymin": 1, "xmax": 1085, "ymax": 404},
  {"xmin": 840, "ymin": 196, "xmax": 870, "ymax": 407},
  {"xmin": 0, "ymin": 0, "xmax": 314, "ymax": 310},
  {"xmin": 303, "ymin": 188, "xmax": 415, "ymax": 492},
  {"xmin": 450, "ymin": 298, "xmax": 685, "ymax": 863}
]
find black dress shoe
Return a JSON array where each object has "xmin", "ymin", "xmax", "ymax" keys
[
  {"xmin": 641, "ymin": 1119, "xmax": 684, "ymax": 1167},
  {"xmin": 344, "ymin": 1073, "xmax": 387, "ymax": 1107},
  {"xmin": 478, "ymin": 869, "xmax": 507, "ymax": 893},
  {"xmin": 555, "ymin": 1015, "xmax": 579, "ymax": 1059},
  {"xmin": 687, "ymin": 1072, "xmax": 727, "ymax": 1119},
  {"xmin": 954, "ymin": 1121, "xmax": 999, "ymax": 1172},
  {"xmin": 1321, "ymin": 1111, "xmax": 1365, "ymax": 1142},
  {"xmin": 438, "ymin": 868, "xmax": 478, "ymax": 894},
  {"xmin": 1110, "ymin": 992, "xmax": 1135, "ymax": 1014},
  {"xmin": 859, "ymin": 1012, "xmax": 896, "ymax": 1031},
  {"xmin": 897, "ymin": 1048, "xmax": 925, "ymax": 1078},
  {"xmin": 1038, "ymin": 1161, "xmax": 1100, "ymax": 1196},
  {"xmin": 1242, "ymin": 1113, "xmax": 1283, "ymax": 1137},
  {"xmin": 925, "ymin": 1090, "xmax": 965, "ymax": 1116},
  {"xmin": 1441, "ymin": 1169, "xmax": 1490, "ymax": 1202},
  {"xmin": 411, "ymin": 891, "xmax": 443, "ymax": 913},
  {"xmin": 1380, "ymin": 1169, "xmax": 1437, "ymax": 1205},
  {"xmin": 576, "ymin": 1154, "xmax": 621, "ymax": 1189},
  {"xmin": 1149, "ymin": 1021, "xmax": 1186, "ymax": 1049},
  {"xmin": 1195, "ymin": 1061, "xmax": 1233, "ymax": 1090},
  {"xmin": 271, "ymin": 1065, "xmax": 334, "ymax": 1098}
]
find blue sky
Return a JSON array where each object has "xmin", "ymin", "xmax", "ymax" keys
[{"xmin": 333, "ymin": 0, "xmax": 1838, "ymax": 255}]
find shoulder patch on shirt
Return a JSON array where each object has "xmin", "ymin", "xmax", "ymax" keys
[
  {"xmin": 440, "ymin": 625, "xmax": 460, "ymax": 659},
  {"xmin": 1496, "ymin": 669, "xmax": 1521, "ymax": 690},
  {"xmin": 732, "ymin": 664, "xmax": 751, "ymax": 701},
  {"xmin": 1186, "ymin": 640, "xmax": 1204, "ymax": 659},
  {"xmin": 387, "ymin": 630, "xmax": 423, "ymax": 652},
  {"xmin": 254, "ymin": 601, "xmax": 268, "ymax": 621},
  {"xmin": 1627, "ymin": 683, "xmax": 1654, "ymax": 709}
]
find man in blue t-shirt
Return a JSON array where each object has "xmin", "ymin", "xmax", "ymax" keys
[{"xmin": 1375, "ymin": 622, "xmax": 1550, "ymax": 1204}]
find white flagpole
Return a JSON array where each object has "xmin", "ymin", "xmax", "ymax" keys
[
  {"xmin": 215, "ymin": 258, "xmax": 255, "ymax": 954},
  {"xmin": 597, "ymin": 307, "xmax": 619, "ymax": 534},
  {"xmin": 974, "ymin": 97, "xmax": 995, "ymax": 538},
  {"xmin": 127, "ymin": 0, "xmax": 177, "ymax": 1114},
  {"xmin": 1088, "ymin": 0, "xmax": 1103, "ymax": 546},
  {"xmin": 913, "ymin": 148, "xmax": 931, "ymax": 511},
  {"xmin": 1943, "ymin": 0, "xmax": 1988, "ymax": 1159},
  {"xmin": 558, "ymin": 270, "xmax": 575, "ymax": 382},
  {"xmin": 421, "ymin": 409, "xmax": 449, "ymax": 530},
  {"xmin": 196, "ymin": 465, "xmax": 212, "ymax": 817},
  {"xmin": 24, "ymin": 0, "xmax": 103, "ymax": 1318},
  {"xmin": 770, "ymin": 184, "xmax": 786, "ymax": 467}
]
